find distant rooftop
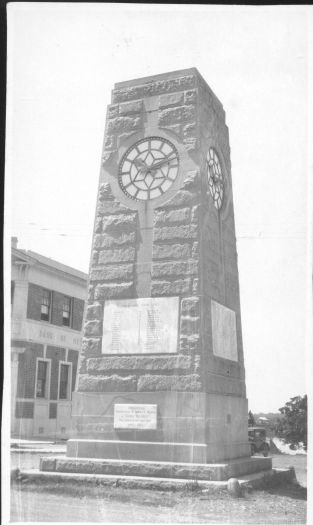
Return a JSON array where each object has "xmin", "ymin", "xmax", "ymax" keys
[{"xmin": 11, "ymin": 238, "xmax": 88, "ymax": 281}]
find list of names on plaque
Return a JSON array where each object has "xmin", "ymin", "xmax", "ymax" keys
[{"xmin": 102, "ymin": 297, "xmax": 179, "ymax": 354}]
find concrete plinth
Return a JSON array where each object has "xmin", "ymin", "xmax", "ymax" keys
[{"xmin": 40, "ymin": 455, "xmax": 272, "ymax": 482}]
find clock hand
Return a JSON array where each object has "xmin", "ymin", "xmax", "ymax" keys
[
  {"xmin": 134, "ymin": 154, "xmax": 175, "ymax": 176},
  {"xmin": 150, "ymin": 155, "xmax": 175, "ymax": 171}
]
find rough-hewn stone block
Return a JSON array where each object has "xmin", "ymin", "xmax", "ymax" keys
[
  {"xmin": 153, "ymin": 243, "xmax": 191, "ymax": 260},
  {"xmin": 159, "ymin": 92, "xmax": 184, "ymax": 108},
  {"xmin": 102, "ymin": 151, "xmax": 116, "ymax": 164},
  {"xmin": 87, "ymin": 355, "xmax": 192, "ymax": 373},
  {"xmin": 94, "ymin": 218, "xmax": 102, "ymax": 234},
  {"xmin": 90, "ymin": 250, "xmax": 98, "ymax": 266},
  {"xmin": 95, "ymin": 282, "xmax": 133, "ymax": 300},
  {"xmin": 154, "ymin": 224, "xmax": 198, "ymax": 242},
  {"xmin": 183, "ymin": 122, "xmax": 196, "ymax": 138},
  {"xmin": 198, "ymin": 78, "xmax": 225, "ymax": 119},
  {"xmin": 151, "ymin": 278, "xmax": 192, "ymax": 296},
  {"xmin": 152, "ymin": 261, "xmax": 198, "ymax": 278},
  {"xmin": 162, "ymin": 190, "xmax": 198, "ymax": 208},
  {"xmin": 97, "ymin": 201, "xmax": 133, "ymax": 216},
  {"xmin": 94, "ymin": 232, "xmax": 135, "ymax": 249},
  {"xmin": 159, "ymin": 123, "xmax": 182, "ymax": 137},
  {"xmin": 98, "ymin": 247, "xmax": 135, "ymax": 264},
  {"xmin": 98, "ymin": 183, "xmax": 115, "ymax": 201},
  {"xmin": 154, "ymin": 207, "xmax": 191, "ymax": 225},
  {"xmin": 78, "ymin": 374, "xmax": 137, "ymax": 392},
  {"xmin": 180, "ymin": 315, "xmax": 200, "ymax": 335},
  {"xmin": 87, "ymin": 285, "xmax": 95, "ymax": 301},
  {"xmin": 181, "ymin": 297, "xmax": 200, "ymax": 317},
  {"xmin": 179, "ymin": 333, "xmax": 201, "ymax": 353},
  {"xmin": 81, "ymin": 337, "xmax": 101, "ymax": 356},
  {"xmin": 192, "ymin": 278, "xmax": 199, "ymax": 294},
  {"xmin": 182, "ymin": 171, "xmax": 199, "ymax": 191},
  {"xmin": 102, "ymin": 213, "xmax": 137, "ymax": 233},
  {"xmin": 86, "ymin": 304, "xmax": 103, "ymax": 321},
  {"xmin": 90, "ymin": 264, "xmax": 134, "ymax": 282},
  {"xmin": 137, "ymin": 374, "xmax": 202, "ymax": 392},
  {"xmin": 194, "ymin": 355, "xmax": 201, "ymax": 372},
  {"xmin": 107, "ymin": 116, "xmax": 142, "ymax": 134},
  {"xmin": 84, "ymin": 320, "xmax": 102, "ymax": 337},
  {"xmin": 107, "ymin": 105, "xmax": 119, "ymax": 118},
  {"xmin": 103, "ymin": 134, "xmax": 117, "ymax": 150},
  {"xmin": 184, "ymin": 90, "xmax": 197, "ymax": 104},
  {"xmin": 112, "ymin": 75, "xmax": 196, "ymax": 103},
  {"xmin": 184, "ymin": 137, "xmax": 197, "ymax": 151},
  {"xmin": 158, "ymin": 105, "xmax": 196, "ymax": 126},
  {"xmin": 191, "ymin": 205, "xmax": 199, "ymax": 224},
  {"xmin": 77, "ymin": 357, "xmax": 87, "ymax": 375},
  {"xmin": 119, "ymin": 100, "xmax": 143, "ymax": 115},
  {"xmin": 192, "ymin": 242, "xmax": 199, "ymax": 257}
]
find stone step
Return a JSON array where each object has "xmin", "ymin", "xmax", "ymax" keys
[
  {"xmin": 13, "ymin": 467, "xmax": 295, "ymax": 492},
  {"xmin": 40, "ymin": 455, "xmax": 272, "ymax": 482}
]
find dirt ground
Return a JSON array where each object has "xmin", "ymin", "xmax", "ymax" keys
[{"xmin": 10, "ymin": 453, "xmax": 307, "ymax": 523}]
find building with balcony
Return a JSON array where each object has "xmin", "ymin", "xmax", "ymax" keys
[{"xmin": 11, "ymin": 238, "xmax": 88, "ymax": 439}]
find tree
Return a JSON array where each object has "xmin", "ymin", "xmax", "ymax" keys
[
  {"xmin": 275, "ymin": 395, "xmax": 307, "ymax": 451},
  {"xmin": 248, "ymin": 410, "xmax": 256, "ymax": 426}
]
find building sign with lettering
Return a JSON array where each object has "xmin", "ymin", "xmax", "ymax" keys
[
  {"xmin": 11, "ymin": 320, "xmax": 82, "ymax": 350},
  {"xmin": 211, "ymin": 300, "xmax": 238, "ymax": 361},
  {"xmin": 114, "ymin": 404, "xmax": 157, "ymax": 430},
  {"xmin": 102, "ymin": 297, "xmax": 179, "ymax": 354}
]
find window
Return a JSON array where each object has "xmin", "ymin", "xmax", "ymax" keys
[
  {"xmin": 59, "ymin": 363, "xmax": 71, "ymax": 400},
  {"xmin": 41, "ymin": 289, "xmax": 51, "ymax": 321},
  {"xmin": 62, "ymin": 296, "xmax": 72, "ymax": 327},
  {"xmin": 36, "ymin": 360, "xmax": 48, "ymax": 398}
]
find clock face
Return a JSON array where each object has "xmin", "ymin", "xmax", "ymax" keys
[
  {"xmin": 119, "ymin": 137, "xmax": 179, "ymax": 201},
  {"xmin": 207, "ymin": 148, "xmax": 224, "ymax": 210}
]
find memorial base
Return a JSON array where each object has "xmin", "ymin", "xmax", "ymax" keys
[
  {"xmin": 66, "ymin": 438, "xmax": 249, "ymax": 464},
  {"xmin": 69, "ymin": 391, "xmax": 251, "ymax": 462},
  {"xmin": 40, "ymin": 455, "xmax": 272, "ymax": 482}
]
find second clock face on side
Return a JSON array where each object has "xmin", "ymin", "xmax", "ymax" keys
[
  {"xmin": 119, "ymin": 137, "xmax": 179, "ymax": 201},
  {"xmin": 207, "ymin": 148, "xmax": 224, "ymax": 210}
]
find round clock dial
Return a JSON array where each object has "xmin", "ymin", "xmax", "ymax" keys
[
  {"xmin": 207, "ymin": 148, "xmax": 224, "ymax": 210},
  {"xmin": 119, "ymin": 137, "xmax": 179, "ymax": 201}
]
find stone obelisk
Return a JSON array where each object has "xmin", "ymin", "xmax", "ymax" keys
[{"xmin": 41, "ymin": 69, "xmax": 271, "ymax": 480}]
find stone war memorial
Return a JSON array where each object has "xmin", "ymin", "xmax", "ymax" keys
[{"xmin": 41, "ymin": 68, "xmax": 272, "ymax": 481}]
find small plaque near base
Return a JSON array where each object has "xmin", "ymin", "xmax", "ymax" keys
[{"xmin": 114, "ymin": 404, "xmax": 157, "ymax": 430}]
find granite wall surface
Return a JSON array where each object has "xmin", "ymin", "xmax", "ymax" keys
[{"xmin": 77, "ymin": 68, "xmax": 246, "ymax": 402}]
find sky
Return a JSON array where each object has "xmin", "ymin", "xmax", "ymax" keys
[{"xmin": 5, "ymin": 3, "xmax": 313, "ymax": 413}]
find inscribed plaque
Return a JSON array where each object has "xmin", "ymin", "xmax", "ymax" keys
[
  {"xmin": 102, "ymin": 297, "xmax": 179, "ymax": 354},
  {"xmin": 211, "ymin": 300, "xmax": 238, "ymax": 361},
  {"xmin": 114, "ymin": 404, "xmax": 157, "ymax": 430}
]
